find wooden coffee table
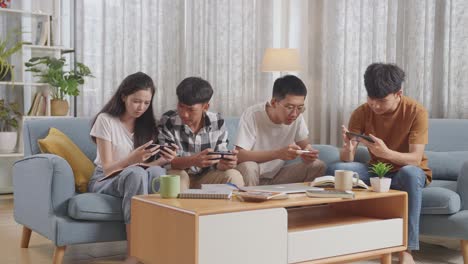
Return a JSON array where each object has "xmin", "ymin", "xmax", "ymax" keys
[{"xmin": 130, "ymin": 189, "xmax": 407, "ymax": 264}]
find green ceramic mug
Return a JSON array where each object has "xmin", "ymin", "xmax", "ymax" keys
[{"xmin": 151, "ymin": 175, "xmax": 180, "ymax": 198}]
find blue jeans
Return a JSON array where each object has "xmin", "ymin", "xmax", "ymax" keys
[{"xmin": 327, "ymin": 162, "xmax": 426, "ymax": 250}]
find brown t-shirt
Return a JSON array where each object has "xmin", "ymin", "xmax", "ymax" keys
[{"xmin": 348, "ymin": 96, "xmax": 432, "ymax": 183}]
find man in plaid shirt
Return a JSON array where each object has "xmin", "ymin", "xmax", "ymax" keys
[{"xmin": 158, "ymin": 77, "xmax": 244, "ymax": 188}]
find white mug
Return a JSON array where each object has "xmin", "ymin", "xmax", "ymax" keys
[{"xmin": 335, "ymin": 170, "xmax": 360, "ymax": 191}]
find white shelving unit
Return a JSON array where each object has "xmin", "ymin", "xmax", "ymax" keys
[
  {"xmin": 0, "ymin": 81, "xmax": 48, "ymax": 86},
  {"xmin": 0, "ymin": 7, "xmax": 50, "ymax": 16},
  {"xmin": 0, "ymin": 1, "xmax": 73, "ymax": 193}
]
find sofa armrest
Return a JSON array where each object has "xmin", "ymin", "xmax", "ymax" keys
[
  {"xmin": 13, "ymin": 154, "xmax": 76, "ymax": 231},
  {"xmin": 456, "ymin": 160, "xmax": 468, "ymax": 210}
]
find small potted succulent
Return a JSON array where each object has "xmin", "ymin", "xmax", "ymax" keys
[
  {"xmin": 369, "ymin": 162, "xmax": 393, "ymax": 192},
  {"xmin": 0, "ymin": 99, "xmax": 21, "ymax": 153}
]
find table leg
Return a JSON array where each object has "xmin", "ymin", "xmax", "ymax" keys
[{"xmin": 381, "ymin": 253, "xmax": 392, "ymax": 264}]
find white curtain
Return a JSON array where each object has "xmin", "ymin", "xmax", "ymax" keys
[
  {"xmin": 184, "ymin": 0, "xmax": 274, "ymax": 116},
  {"xmin": 285, "ymin": 0, "xmax": 468, "ymax": 145},
  {"xmin": 75, "ymin": 0, "xmax": 468, "ymax": 145},
  {"xmin": 75, "ymin": 0, "xmax": 185, "ymax": 117},
  {"xmin": 75, "ymin": 0, "xmax": 274, "ymax": 117}
]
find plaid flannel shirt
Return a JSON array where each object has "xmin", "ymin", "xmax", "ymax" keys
[{"xmin": 158, "ymin": 110, "xmax": 229, "ymax": 176}]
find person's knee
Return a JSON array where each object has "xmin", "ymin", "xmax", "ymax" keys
[
  {"xmin": 308, "ymin": 159, "xmax": 326, "ymax": 174},
  {"xmin": 236, "ymin": 161, "xmax": 259, "ymax": 173},
  {"xmin": 398, "ymin": 165, "xmax": 426, "ymax": 188},
  {"xmin": 146, "ymin": 166, "xmax": 166, "ymax": 177},
  {"xmin": 326, "ymin": 162, "xmax": 345, "ymax": 175},
  {"xmin": 236, "ymin": 162, "xmax": 259, "ymax": 186},
  {"xmin": 223, "ymin": 169, "xmax": 245, "ymax": 186},
  {"xmin": 121, "ymin": 166, "xmax": 147, "ymax": 184}
]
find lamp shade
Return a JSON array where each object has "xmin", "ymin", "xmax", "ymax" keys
[{"xmin": 261, "ymin": 48, "xmax": 301, "ymax": 72}]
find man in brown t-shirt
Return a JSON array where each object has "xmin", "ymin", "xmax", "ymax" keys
[{"xmin": 329, "ymin": 63, "xmax": 430, "ymax": 264}]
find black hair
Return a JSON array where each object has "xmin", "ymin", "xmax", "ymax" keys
[
  {"xmin": 364, "ymin": 63, "xmax": 405, "ymax": 99},
  {"xmin": 176, "ymin": 77, "xmax": 213, "ymax": 105},
  {"xmin": 91, "ymin": 72, "xmax": 157, "ymax": 149},
  {"xmin": 272, "ymin": 75, "xmax": 307, "ymax": 100}
]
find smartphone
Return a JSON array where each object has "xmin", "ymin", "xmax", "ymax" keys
[
  {"xmin": 145, "ymin": 143, "xmax": 158, "ymax": 150},
  {"xmin": 159, "ymin": 145, "xmax": 176, "ymax": 152},
  {"xmin": 345, "ymin": 132, "xmax": 375, "ymax": 143},
  {"xmin": 207, "ymin": 151, "xmax": 235, "ymax": 160},
  {"xmin": 296, "ymin": 150, "xmax": 317, "ymax": 154}
]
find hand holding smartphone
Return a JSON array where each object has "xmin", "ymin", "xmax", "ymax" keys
[
  {"xmin": 207, "ymin": 151, "xmax": 235, "ymax": 160},
  {"xmin": 145, "ymin": 143, "xmax": 158, "ymax": 150},
  {"xmin": 345, "ymin": 132, "xmax": 375, "ymax": 143},
  {"xmin": 159, "ymin": 145, "xmax": 176, "ymax": 152},
  {"xmin": 296, "ymin": 149, "xmax": 319, "ymax": 155}
]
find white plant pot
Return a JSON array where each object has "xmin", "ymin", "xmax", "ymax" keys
[
  {"xmin": 0, "ymin": 131, "xmax": 18, "ymax": 153},
  {"xmin": 370, "ymin": 177, "xmax": 392, "ymax": 193}
]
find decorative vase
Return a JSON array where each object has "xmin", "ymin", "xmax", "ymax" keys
[
  {"xmin": 50, "ymin": 99, "xmax": 69, "ymax": 116},
  {"xmin": 370, "ymin": 177, "xmax": 392, "ymax": 193},
  {"xmin": 0, "ymin": 131, "xmax": 17, "ymax": 153}
]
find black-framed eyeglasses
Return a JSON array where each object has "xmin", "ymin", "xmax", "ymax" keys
[{"xmin": 278, "ymin": 102, "xmax": 306, "ymax": 114}]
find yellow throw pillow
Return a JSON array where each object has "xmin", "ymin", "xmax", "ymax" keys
[{"xmin": 38, "ymin": 127, "xmax": 95, "ymax": 193}]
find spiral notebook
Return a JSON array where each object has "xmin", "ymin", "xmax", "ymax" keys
[{"xmin": 178, "ymin": 189, "xmax": 232, "ymax": 199}]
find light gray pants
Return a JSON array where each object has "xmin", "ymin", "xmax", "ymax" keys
[
  {"xmin": 236, "ymin": 160, "xmax": 326, "ymax": 186},
  {"xmin": 88, "ymin": 166, "xmax": 166, "ymax": 224}
]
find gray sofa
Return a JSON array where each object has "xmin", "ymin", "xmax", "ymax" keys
[{"xmin": 13, "ymin": 117, "xmax": 468, "ymax": 263}]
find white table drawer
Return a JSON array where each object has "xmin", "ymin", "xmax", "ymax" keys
[{"xmin": 288, "ymin": 218, "xmax": 403, "ymax": 263}]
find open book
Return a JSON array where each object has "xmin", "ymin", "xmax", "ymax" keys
[
  {"xmin": 311, "ymin": 175, "xmax": 369, "ymax": 189},
  {"xmin": 97, "ymin": 163, "xmax": 150, "ymax": 182}
]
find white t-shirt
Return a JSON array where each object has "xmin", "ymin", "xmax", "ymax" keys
[
  {"xmin": 235, "ymin": 102, "xmax": 309, "ymax": 179},
  {"xmin": 90, "ymin": 113, "xmax": 134, "ymax": 167}
]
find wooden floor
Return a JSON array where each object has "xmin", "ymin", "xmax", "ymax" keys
[{"xmin": 0, "ymin": 193, "xmax": 464, "ymax": 264}]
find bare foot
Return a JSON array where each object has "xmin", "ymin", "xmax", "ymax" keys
[
  {"xmin": 124, "ymin": 256, "xmax": 139, "ymax": 264},
  {"xmin": 399, "ymin": 251, "xmax": 415, "ymax": 264}
]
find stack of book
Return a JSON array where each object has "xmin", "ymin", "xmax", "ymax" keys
[
  {"xmin": 306, "ymin": 189, "xmax": 355, "ymax": 199},
  {"xmin": 178, "ymin": 189, "xmax": 232, "ymax": 199},
  {"xmin": 27, "ymin": 91, "xmax": 49, "ymax": 116}
]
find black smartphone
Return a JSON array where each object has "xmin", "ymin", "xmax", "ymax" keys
[
  {"xmin": 159, "ymin": 145, "xmax": 176, "ymax": 152},
  {"xmin": 207, "ymin": 151, "xmax": 235, "ymax": 160},
  {"xmin": 145, "ymin": 143, "xmax": 158, "ymax": 150},
  {"xmin": 345, "ymin": 132, "xmax": 375, "ymax": 143}
]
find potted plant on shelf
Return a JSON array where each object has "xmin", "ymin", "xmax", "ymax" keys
[
  {"xmin": 369, "ymin": 162, "xmax": 393, "ymax": 192},
  {"xmin": 25, "ymin": 56, "xmax": 93, "ymax": 116},
  {"xmin": 0, "ymin": 0, "xmax": 12, "ymax": 9},
  {"xmin": 0, "ymin": 30, "xmax": 25, "ymax": 82},
  {"xmin": 0, "ymin": 99, "xmax": 21, "ymax": 153}
]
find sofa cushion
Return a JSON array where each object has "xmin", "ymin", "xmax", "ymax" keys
[
  {"xmin": 426, "ymin": 151, "xmax": 468, "ymax": 181},
  {"xmin": 24, "ymin": 117, "xmax": 96, "ymax": 160},
  {"xmin": 314, "ymin": 145, "xmax": 340, "ymax": 165},
  {"xmin": 68, "ymin": 193, "xmax": 123, "ymax": 221},
  {"xmin": 421, "ymin": 187, "xmax": 461, "ymax": 215},
  {"xmin": 38, "ymin": 127, "xmax": 95, "ymax": 193},
  {"xmin": 427, "ymin": 180, "xmax": 458, "ymax": 192}
]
